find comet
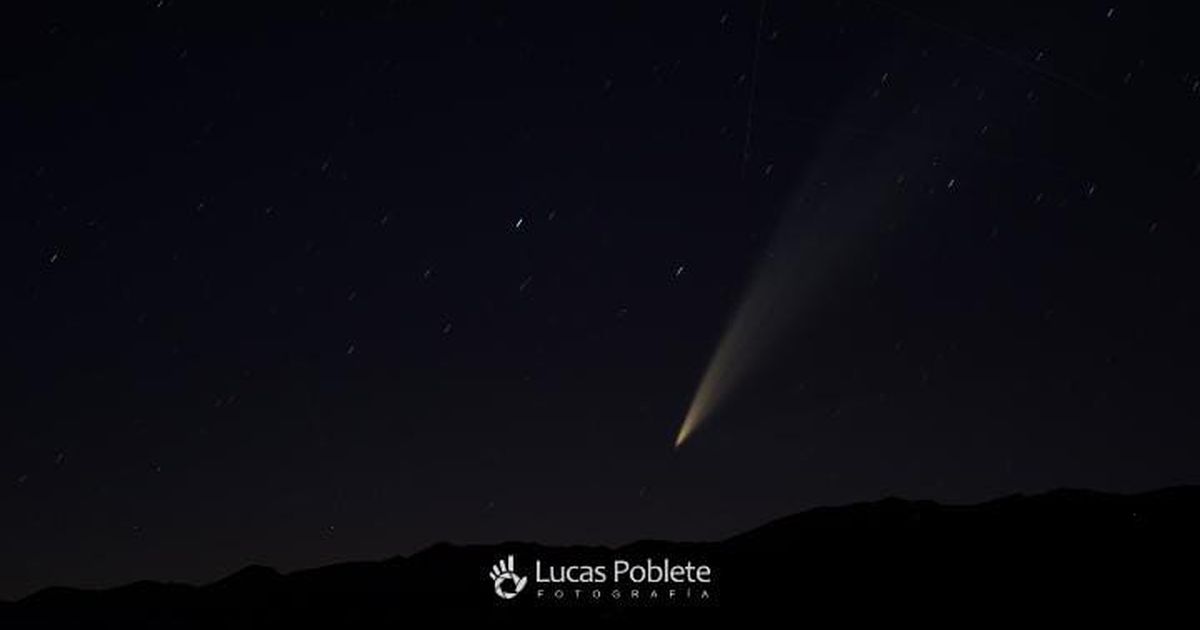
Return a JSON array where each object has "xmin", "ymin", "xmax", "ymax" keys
[
  {"xmin": 674, "ymin": 124, "xmax": 917, "ymax": 448},
  {"xmin": 672, "ymin": 0, "xmax": 1111, "ymax": 449}
]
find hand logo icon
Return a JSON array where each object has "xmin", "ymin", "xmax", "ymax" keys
[{"xmin": 489, "ymin": 554, "xmax": 528, "ymax": 599}]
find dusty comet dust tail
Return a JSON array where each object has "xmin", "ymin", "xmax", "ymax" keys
[
  {"xmin": 674, "ymin": 125, "xmax": 913, "ymax": 448},
  {"xmin": 674, "ymin": 252, "xmax": 797, "ymax": 448}
]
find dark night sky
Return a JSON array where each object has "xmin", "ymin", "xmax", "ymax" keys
[{"xmin": 2, "ymin": 0, "xmax": 1199, "ymax": 599}]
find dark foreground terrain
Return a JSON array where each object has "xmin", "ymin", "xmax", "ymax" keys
[{"xmin": 4, "ymin": 486, "xmax": 1197, "ymax": 626}]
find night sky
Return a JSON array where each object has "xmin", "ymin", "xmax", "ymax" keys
[{"xmin": 3, "ymin": 0, "xmax": 1199, "ymax": 599}]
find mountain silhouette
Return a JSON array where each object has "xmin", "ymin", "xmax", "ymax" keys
[{"xmin": 4, "ymin": 486, "xmax": 1197, "ymax": 626}]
